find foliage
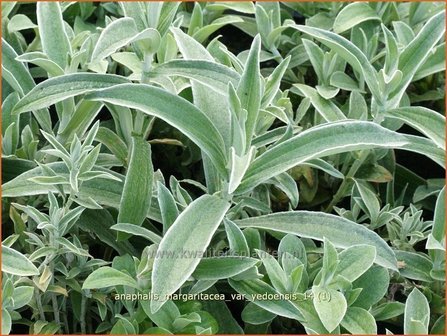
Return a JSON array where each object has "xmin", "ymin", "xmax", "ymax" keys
[{"xmin": 1, "ymin": 1, "xmax": 445, "ymax": 335}]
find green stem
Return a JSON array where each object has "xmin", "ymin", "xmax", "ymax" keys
[
  {"xmin": 141, "ymin": 53, "xmax": 153, "ymax": 85},
  {"xmin": 80, "ymin": 294, "xmax": 87, "ymax": 334},
  {"xmin": 325, "ymin": 150, "xmax": 370, "ymax": 212},
  {"xmin": 52, "ymin": 294, "xmax": 61, "ymax": 332},
  {"xmin": 63, "ymin": 300, "xmax": 70, "ymax": 334},
  {"xmin": 35, "ymin": 291, "xmax": 46, "ymax": 321}
]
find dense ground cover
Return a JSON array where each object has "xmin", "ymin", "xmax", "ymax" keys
[{"xmin": 1, "ymin": 1, "xmax": 446, "ymax": 334}]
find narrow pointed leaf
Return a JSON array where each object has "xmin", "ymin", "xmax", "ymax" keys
[
  {"xmin": 85, "ymin": 84, "xmax": 228, "ymax": 177},
  {"xmin": 150, "ymin": 195, "xmax": 230, "ymax": 313},
  {"xmin": 83, "ymin": 266, "xmax": 139, "ymax": 289},
  {"xmin": 37, "ymin": 2, "xmax": 71, "ymax": 68},
  {"xmin": 91, "ymin": 17, "xmax": 138, "ymax": 63},
  {"xmin": 386, "ymin": 107, "xmax": 445, "ymax": 150},
  {"xmin": 117, "ymin": 135, "xmax": 153, "ymax": 240},
  {"xmin": 235, "ymin": 211, "xmax": 398, "ymax": 270},
  {"xmin": 2, "ymin": 245, "xmax": 39, "ymax": 276},
  {"xmin": 237, "ymin": 121, "xmax": 407, "ymax": 193},
  {"xmin": 150, "ymin": 60, "xmax": 240, "ymax": 95},
  {"xmin": 13, "ymin": 74, "xmax": 129, "ymax": 115}
]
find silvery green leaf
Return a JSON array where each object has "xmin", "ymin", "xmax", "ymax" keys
[
  {"xmin": 117, "ymin": 135, "xmax": 153, "ymax": 240},
  {"xmin": 155, "ymin": 1, "xmax": 181, "ymax": 37},
  {"xmin": 85, "ymin": 84, "xmax": 228, "ymax": 178},
  {"xmin": 401, "ymin": 134, "xmax": 445, "ymax": 168},
  {"xmin": 2, "ymin": 39, "xmax": 52, "ymax": 131},
  {"xmin": 90, "ymin": 17, "xmax": 138, "ymax": 64},
  {"xmin": 12, "ymin": 73, "xmax": 129, "ymax": 115},
  {"xmin": 395, "ymin": 251, "xmax": 433, "ymax": 282},
  {"xmin": 404, "ymin": 288, "xmax": 430, "ymax": 334},
  {"xmin": 330, "ymin": 71, "xmax": 362, "ymax": 92},
  {"xmin": 372, "ymin": 302, "xmax": 405, "ymax": 321},
  {"xmin": 392, "ymin": 21, "xmax": 414, "ymax": 45},
  {"xmin": 151, "ymin": 60, "xmax": 239, "ymax": 96},
  {"xmin": 224, "ymin": 219, "xmax": 250, "ymax": 256},
  {"xmin": 95, "ymin": 126, "xmax": 128, "ymax": 166},
  {"xmin": 241, "ymin": 302, "xmax": 276, "ymax": 325},
  {"xmin": 131, "ymin": 28, "xmax": 160, "ymax": 55},
  {"xmin": 337, "ymin": 245, "xmax": 376, "ymax": 282},
  {"xmin": 2, "ymin": 2, "xmax": 16, "ymax": 18},
  {"xmin": 237, "ymin": 121, "xmax": 407, "ymax": 194},
  {"xmin": 261, "ymin": 56, "xmax": 290, "ymax": 108},
  {"xmin": 255, "ymin": 249, "xmax": 289, "ymax": 293},
  {"xmin": 341, "ymin": 306, "xmax": 377, "ymax": 334},
  {"xmin": 312, "ymin": 286, "xmax": 347, "ymax": 332},
  {"xmin": 150, "ymin": 195, "xmax": 230, "ymax": 313},
  {"xmin": 37, "ymin": 2, "xmax": 72, "ymax": 68},
  {"xmin": 390, "ymin": 11, "xmax": 445, "ymax": 104},
  {"xmin": 333, "ymin": 2, "xmax": 380, "ymax": 33},
  {"xmin": 193, "ymin": 257, "xmax": 258, "ymax": 280},
  {"xmin": 238, "ymin": 35, "xmax": 262, "ymax": 147},
  {"xmin": 352, "ymin": 265, "xmax": 390, "ymax": 309},
  {"xmin": 386, "ymin": 106, "xmax": 445, "ymax": 150},
  {"xmin": 193, "ymin": 16, "xmax": 244, "ymax": 43},
  {"xmin": 429, "ymin": 186, "xmax": 445, "ymax": 248},
  {"xmin": 15, "ymin": 52, "xmax": 64, "ymax": 77},
  {"xmin": 83, "ymin": 266, "xmax": 139, "ymax": 289},
  {"xmin": 3, "ymin": 162, "xmax": 163, "ymax": 223},
  {"xmin": 157, "ymin": 182, "xmax": 179, "ymax": 234},
  {"xmin": 414, "ymin": 42, "xmax": 445, "ymax": 81},
  {"xmin": 11, "ymin": 286, "xmax": 34, "ymax": 310},
  {"xmin": 1, "ymin": 245, "xmax": 39, "ymax": 276},
  {"xmin": 228, "ymin": 278, "xmax": 303, "ymax": 321},
  {"xmin": 354, "ymin": 180, "xmax": 381, "ymax": 223},
  {"xmin": 205, "ymin": 1, "xmax": 255, "ymax": 14},
  {"xmin": 141, "ymin": 300, "xmax": 179, "ymax": 331},
  {"xmin": 289, "ymin": 24, "xmax": 381, "ymax": 102},
  {"xmin": 269, "ymin": 172, "xmax": 299, "ymax": 208},
  {"xmin": 304, "ymin": 159, "xmax": 344, "ymax": 179},
  {"xmin": 235, "ymin": 211, "xmax": 397, "ymax": 270},
  {"xmin": 228, "ymin": 146, "xmax": 256, "ymax": 194},
  {"xmin": 278, "ymin": 234, "xmax": 307, "ymax": 266},
  {"xmin": 111, "ymin": 223, "xmax": 162, "ymax": 244},
  {"xmin": 1, "ymin": 309, "xmax": 11, "ymax": 335}
]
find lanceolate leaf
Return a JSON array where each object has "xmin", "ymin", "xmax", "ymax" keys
[
  {"xmin": 400, "ymin": 134, "xmax": 445, "ymax": 168},
  {"xmin": 90, "ymin": 17, "xmax": 138, "ymax": 63},
  {"xmin": 36, "ymin": 2, "xmax": 71, "ymax": 68},
  {"xmin": 150, "ymin": 60, "xmax": 240, "ymax": 95},
  {"xmin": 150, "ymin": 195, "xmax": 230, "ymax": 313},
  {"xmin": 193, "ymin": 257, "xmax": 258, "ymax": 280},
  {"xmin": 333, "ymin": 2, "xmax": 380, "ymax": 33},
  {"xmin": 117, "ymin": 135, "xmax": 153, "ymax": 240},
  {"xmin": 85, "ymin": 84, "xmax": 228, "ymax": 177},
  {"xmin": 391, "ymin": 11, "xmax": 446, "ymax": 101},
  {"xmin": 13, "ymin": 74, "xmax": 130, "ymax": 115},
  {"xmin": 2, "ymin": 245, "xmax": 39, "ymax": 276},
  {"xmin": 238, "ymin": 35, "xmax": 262, "ymax": 147},
  {"xmin": 289, "ymin": 24, "xmax": 381, "ymax": 101},
  {"xmin": 293, "ymin": 84, "xmax": 346, "ymax": 121},
  {"xmin": 237, "ymin": 121, "xmax": 407, "ymax": 193},
  {"xmin": 228, "ymin": 279, "xmax": 303, "ymax": 321},
  {"xmin": 2, "ymin": 39, "xmax": 52, "ymax": 132},
  {"xmin": 386, "ymin": 106, "xmax": 445, "ymax": 150},
  {"xmin": 171, "ymin": 27, "xmax": 232, "ymax": 151},
  {"xmin": 82, "ymin": 266, "xmax": 139, "ymax": 289},
  {"xmin": 235, "ymin": 211, "xmax": 398, "ymax": 270},
  {"xmin": 111, "ymin": 223, "xmax": 162, "ymax": 244},
  {"xmin": 2, "ymin": 163, "xmax": 162, "ymax": 223}
]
